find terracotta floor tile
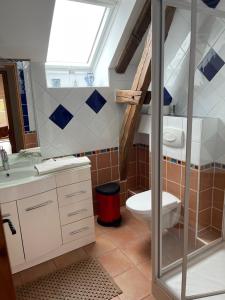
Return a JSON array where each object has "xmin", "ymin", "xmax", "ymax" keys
[
  {"xmin": 105, "ymin": 225, "xmax": 141, "ymax": 248},
  {"xmin": 15, "ymin": 206, "xmax": 154, "ymax": 300},
  {"xmin": 115, "ymin": 267, "xmax": 151, "ymax": 300},
  {"xmin": 19, "ymin": 260, "xmax": 56, "ymax": 284},
  {"xmin": 97, "ymin": 207, "xmax": 149, "ymax": 238},
  {"xmin": 54, "ymin": 248, "xmax": 88, "ymax": 269},
  {"xmin": 84, "ymin": 234, "xmax": 116, "ymax": 257},
  {"xmin": 12, "ymin": 272, "xmax": 23, "ymax": 287},
  {"xmin": 141, "ymin": 295, "xmax": 156, "ymax": 300},
  {"xmin": 98, "ymin": 248, "xmax": 133, "ymax": 277},
  {"xmin": 94, "ymin": 217, "xmax": 108, "ymax": 237},
  {"xmin": 120, "ymin": 208, "xmax": 150, "ymax": 236},
  {"xmin": 121, "ymin": 236, "xmax": 151, "ymax": 265},
  {"xmin": 136, "ymin": 260, "xmax": 152, "ymax": 281}
]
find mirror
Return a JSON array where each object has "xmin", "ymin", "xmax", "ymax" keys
[{"xmin": 0, "ymin": 60, "xmax": 38, "ymax": 154}]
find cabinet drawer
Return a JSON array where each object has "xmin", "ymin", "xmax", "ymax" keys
[
  {"xmin": 59, "ymin": 200, "xmax": 93, "ymax": 226},
  {"xmin": 57, "ymin": 180, "xmax": 92, "ymax": 207},
  {"xmin": 55, "ymin": 166, "xmax": 91, "ymax": 187},
  {"xmin": 1, "ymin": 201, "xmax": 25, "ymax": 267},
  {"xmin": 62, "ymin": 217, "xmax": 95, "ymax": 244}
]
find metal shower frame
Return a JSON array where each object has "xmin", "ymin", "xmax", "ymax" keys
[{"xmin": 151, "ymin": 0, "xmax": 225, "ymax": 299}]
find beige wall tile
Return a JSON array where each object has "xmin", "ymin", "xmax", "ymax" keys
[
  {"xmin": 214, "ymin": 168, "xmax": 225, "ymax": 190},
  {"xmin": 200, "ymin": 168, "xmax": 213, "ymax": 191},
  {"xmin": 199, "ymin": 189, "xmax": 212, "ymax": 211},
  {"xmin": 212, "ymin": 208, "xmax": 223, "ymax": 231},
  {"xmin": 198, "ymin": 208, "xmax": 211, "ymax": 231},
  {"xmin": 167, "ymin": 162, "xmax": 182, "ymax": 184},
  {"xmin": 213, "ymin": 188, "xmax": 224, "ymax": 211},
  {"xmin": 167, "ymin": 180, "xmax": 181, "ymax": 199},
  {"xmin": 97, "ymin": 152, "xmax": 111, "ymax": 169}
]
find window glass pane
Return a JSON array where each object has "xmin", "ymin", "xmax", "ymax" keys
[{"xmin": 47, "ymin": 0, "xmax": 106, "ymax": 66}]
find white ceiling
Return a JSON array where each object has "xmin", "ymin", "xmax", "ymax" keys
[
  {"xmin": 0, "ymin": 0, "xmax": 145, "ymax": 65},
  {"xmin": 0, "ymin": 0, "xmax": 55, "ymax": 61}
]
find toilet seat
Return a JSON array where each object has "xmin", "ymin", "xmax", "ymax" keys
[{"xmin": 126, "ymin": 190, "xmax": 180, "ymax": 216}]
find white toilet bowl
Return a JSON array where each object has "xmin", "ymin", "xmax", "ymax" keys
[{"xmin": 126, "ymin": 190, "xmax": 181, "ymax": 230}]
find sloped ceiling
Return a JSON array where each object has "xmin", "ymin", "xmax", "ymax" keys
[
  {"xmin": 0, "ymin": 0, "xmax": 144, "ymax": 65},
  {"xmin": 0, "ymin": 0, "xmax": 55, "ymax": 61}
]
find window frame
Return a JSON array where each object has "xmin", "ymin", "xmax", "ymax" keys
[{"xmin": 45, "ymin": 0, "xmax": 118, "ymax": 72}]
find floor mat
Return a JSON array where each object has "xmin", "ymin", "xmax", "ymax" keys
[{"xmin": 16, "ymin": 257, "xmax": 122, "ymax": 299}]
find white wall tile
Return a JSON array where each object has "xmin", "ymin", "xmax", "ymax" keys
[
  {"xmin": 190, "ymin": 141, "xmax": 201, "ymax": 166},
  {"xmin": 164, "ymin": 145, "xmax": 182, "ymax": 161},
  {"xmin": 31, "ymin": 63, "xmax": 127, "ymax": 158},
  {"xmin": 138, "ymin": 115, "xmax": 151, "ymax": 134},
  {"xmin": 196, "ymin": 13, "xmax": 225, "ymax": 49},
  {"xmin": 167, "ymin": 116, "xmax": 183, "ymax": 129},
  {"xmin": 191, "ymin": 118, "xmax": 202, "ymax": 142}
]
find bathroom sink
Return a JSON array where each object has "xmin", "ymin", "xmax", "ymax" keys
[{"xmin": 0, "ymin": 166, "xmax": 38, "ymax": 188}]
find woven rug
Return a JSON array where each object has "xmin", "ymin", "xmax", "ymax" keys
[{"xmin": 16, "ymin": 258, "xmax": 122, "ymax": 300}]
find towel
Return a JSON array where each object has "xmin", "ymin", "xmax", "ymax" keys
[
  {"xmin": 34, "ymin": 156, "xmax": 90, "ymax": 175},
  {"xmin": 19, "ymin": 147, "xmax": 42, "ymax": 157}
]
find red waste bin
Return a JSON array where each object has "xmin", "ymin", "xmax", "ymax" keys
[{"xmin": 96, "ymin": 182, "xmax": 121, "ymax": 227}]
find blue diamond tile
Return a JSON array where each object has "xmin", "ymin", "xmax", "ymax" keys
[
  {"xmin": 164, "ymin": 88, "xmax": 172, "ymax": 106},
  {"xmin": 86, "ymin": 90, "xmax": 107, "ymax": 113},
  {"xmin": 22, "ymin": 104, "xmax": 28, "ymax": 116},
  {"xmin": 198, "ymin": 48, "xmax": 224, "ymax": 81},
  {"xmin": 202, "ymin": 0, "xmax": 220, "ymax": 8},
  {"xmin": 49, "ymin": 104, "xmax": 73, "ymax": 129},
  {"xmin": 23, "ymin": 115, "xmax": 30, "ymax": 128}
]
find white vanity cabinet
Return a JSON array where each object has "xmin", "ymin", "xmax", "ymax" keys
[
  {"xmin": 17, "ymin": 190, "xmax": 62, "ymax": 262},
  {"xmin": 1, "ymin": 201, "xmax": 25, "ymax": 267},
  {"xmin": 1, "ymin": 164, "xmax": 95, "ymax": 273}
]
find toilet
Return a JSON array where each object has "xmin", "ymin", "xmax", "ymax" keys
[{"xmin": 126, "ymin": 190, "xmax": 181, "ymax": 230}]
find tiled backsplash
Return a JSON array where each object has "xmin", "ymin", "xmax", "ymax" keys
[
  {"xmin": 52, "ymin": 138, "xmax": 223, "ymax": 236},
  {"xmin": 24, "ymin": 132, "xmax": 38, "ymax": 149},
  {"xmin": 31, "ymin": 62, "xmax": 135, "ymax": 158},
  {"xmin": 120, "ymin": 140, "xmax": 223, "ymax": 236},
  {"xmin": 162, "ymin": 151, "xmax": 223, "ymax": 235},
  {"xmin": 70, "ymin": 144, "xmax": 150, "ymax": 214}
]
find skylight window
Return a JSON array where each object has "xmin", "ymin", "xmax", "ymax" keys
[{"xmin": 47, "ymin": 0, "xmax": 112, "ymax": 67}]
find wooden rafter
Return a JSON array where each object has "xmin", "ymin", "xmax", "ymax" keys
[
  {"xmin": 115, "ymin": 0, "xmax": 151, "ymax": 74},
  {"xmin": 118, "ymin": 6, "xmax": 176, "ymax": 180},
  {"xmin": 116, "ymin": 90, "xmax": 151, "ymax": 105}
]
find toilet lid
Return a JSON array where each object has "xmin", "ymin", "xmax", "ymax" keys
[{"xmin": 126, "ymin": 191, "xmax": 180, "ymax": 215}]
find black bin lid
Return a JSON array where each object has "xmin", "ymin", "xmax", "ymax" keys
[{"xmin": 95, "ymin": 182, "xmax": 120, "ymax": 196}]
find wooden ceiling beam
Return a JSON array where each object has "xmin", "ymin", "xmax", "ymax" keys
[
  {"xmin": 119, "ymin": 6, "xmax": 176, "ymax": 180},
  {"xmin": 115, "ymin": 0, "xmax": 151, "ymax": 74},
  {"xmin": 116, "ymin": 90, "xmax": 151, "ymax": 105}
]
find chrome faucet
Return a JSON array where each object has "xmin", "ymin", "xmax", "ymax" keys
[{"xmin": 0, "ymin": 147, "xmax": 10, "ymax": 171}]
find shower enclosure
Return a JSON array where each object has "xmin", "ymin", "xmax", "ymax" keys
[{"xmin": 151, "ymin": 0, "xmax": 225, "ymax": 299}]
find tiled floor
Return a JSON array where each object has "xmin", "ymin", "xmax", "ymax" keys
[
  {"xmin": 13, "ymin": 207, "xmax": 154, "ymax": 300},
  {"xmin": 13, "ymin": 206, "xmax": 218, "ymax": 299},
  {"xmin": 198, "ymin": 227, "xmax": 221, "ymax": 244}
]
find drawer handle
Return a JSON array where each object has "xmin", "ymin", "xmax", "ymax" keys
[
  {"xmin": 3, "ymin": 218, "xmax": 16, "ymax": 235},
  {"xmin": 68, "ymin": 209, "xmax": 88, "ymax": 217},
  {"xmin": 70, "ymin": 226, "xmax": 89, "ymax": 236},
  {"xmin": 65, "ymin": 191, "xmax": 86, "ymax": 198},
  {"xmin": 25, "ymin": 200, "xmax": 53, "ymax": 212}
]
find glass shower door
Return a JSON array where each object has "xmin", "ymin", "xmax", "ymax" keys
[
  {"xmin": 151, "ymin": 0, "xmax": 225, "ymax": 299},
  {"xmin": 184, "ymin": 2, "xmax": 225, "ymax": 299}
]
